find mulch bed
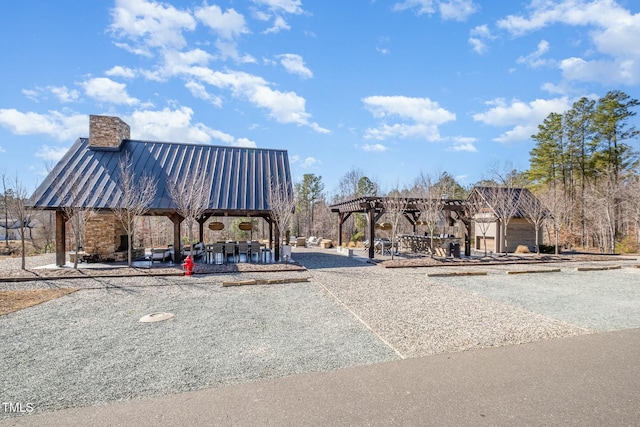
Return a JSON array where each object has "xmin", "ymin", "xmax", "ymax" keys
[{"xmin": 377, "ymin": 253, "xmax": 635, "ymax": 268}]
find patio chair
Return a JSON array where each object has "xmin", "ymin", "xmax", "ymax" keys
[
  {"xmin": 224, "ymin": 242, "xmax": 237, "ymax": 263},
  {"xmin": 237, "ymin": 241, "xmax": 250, "ymax": 262},
  {"xmin": 212, "ymin": 243, "xmax": 225, "ymax": 264},
  {"xmin": 151, "ymin": 248, "xmax": 171, "ymax": 263},
  {"xmin": 250, "ymin": 240, "xmax": 261, "ymax": 262}
]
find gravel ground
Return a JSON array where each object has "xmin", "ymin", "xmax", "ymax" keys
[
  {"xmin": 296, "ymin": 251, "xmax": 589, "ymax": 359},
  {"xmin": 432, "ymin": 266, "xmax": 640, "ymax": 331},
  {"xmin": 2, "ymin": 249, "xmax": 639, "ymax": 419},
  {"xmin": 1, "ymin": 275, "xmax": 398, "ymax": 417}
]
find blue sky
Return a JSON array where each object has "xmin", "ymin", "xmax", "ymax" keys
[{"xmin": 1, "ymin": 0, "xmax": 639, "ymax": 196}]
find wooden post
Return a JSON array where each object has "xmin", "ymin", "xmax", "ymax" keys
[
  {"xmin": 55, "ymin": 210, "xmax": 66, "ymax": 267},
  {"xmin": 170, "ymin": 213, "xmax": 183, "ymax": 263}
]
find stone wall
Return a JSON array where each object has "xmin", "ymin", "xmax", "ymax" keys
[
  {"xmin": 84, "ymin": 213, "xmax": 126, "ymax": 257},
  {"xmin": 89, "ymin": 115, "xmax": 130, "ymax": 149}
]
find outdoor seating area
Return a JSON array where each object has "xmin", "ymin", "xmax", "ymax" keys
[
  {"xmin": 149, "ymin": 241, "xmax": 271, "ymax": 265},
  {"xmin": 398, "ymin": 234, "xmax": 461, "ymax": 257}
]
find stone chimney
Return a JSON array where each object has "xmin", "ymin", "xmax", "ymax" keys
[{"xmin": 89, "ymin": 115, "xmax": 130, "ymax": 150}]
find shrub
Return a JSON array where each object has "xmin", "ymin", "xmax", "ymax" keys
[
  {"xmin": 615, "ymin": 236, "xmax": 638, "ymax": 254},
  {"xmin": 515, "ymin": 245, "xmax": 530, "ymax": 254},
  {"xmin": 350, "ymin": 231, "xmax": 364, "ymax": 242},
  {"xmin": 538, "ymin": 244, "xmax": 556, "ymax": 254}
]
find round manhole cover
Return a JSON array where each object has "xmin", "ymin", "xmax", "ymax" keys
[{"xmin": 139, "ymin": 312, "xmax": 175, "ymax": 323}]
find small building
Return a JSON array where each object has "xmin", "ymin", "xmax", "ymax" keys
[
  {"xmin": 469, "ymin": 186, "xmax": 545, "ymax": 253},
  {"xmin": 29, "ymin": 115, "xmax": 293, "ymax": 265}
]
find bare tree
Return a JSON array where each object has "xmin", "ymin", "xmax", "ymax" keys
[
  {"xmin": 267, "ymin": 179, "xmax": 295, "ymax": 261},
  {"xmin": 537, "ymin": 185, "xmax": 573, "ymax": 254},
  {"xmin": 111, "ymin": 153, "xmax": 157, "ymax": 266},
  {"xmin": 60, "ymin": 180, "xmax": 98, "ymax": 269},
  {"xmin": 625, "ymin": 176, "xmax": 640, "ymax": 249},
  {"xmin": 492, "ymin": 186, "xmax": 522, "ymax": 254},
  {"xmin": 413, "ymin": 173, "xmax": 445, "ymax": 254},
  {"xmin": 466, "ymin": 190, "xmax": 495, "ymax": 257},
  {"xmin": 6, "ymin": 174, "xmax": 30, "ymax": 269},
  {"xmin": 584, "ymin": 177, "xmax": 619, "ymax": 253},
  {"xmin": 519, "ymin": 189, "xmax": 549, "ymax": 254},
  {"xmin": 382, "ymin": 195, "xmax": 409, "ymax": 260},
  {"xmin": 167, "ymin": 166, "xmax": 209, "ymax": 244},
  {"xmin": 1, "ymin": 172, "xmax": 9, "ymax": 249}
]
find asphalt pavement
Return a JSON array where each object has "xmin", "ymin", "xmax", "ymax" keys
[{"xmin": 4, "ymin": 327, "xmax": 639, "ymax": 427}]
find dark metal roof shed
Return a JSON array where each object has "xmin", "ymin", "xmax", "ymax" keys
[{"xmin": 29, "ymin": 138, "xmax": 292, "ymax": 216}]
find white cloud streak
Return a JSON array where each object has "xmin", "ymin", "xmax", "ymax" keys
[
  {"xmin": 473, "ymin": 97, "xmax": 572, "ymax": 143},
  {"xmin": 277, "ymin": 54, "xmax": 313, "ymax": 78},
  {"xmin": 0, "ymin": 109, "xmax": 87, "ymax": 141},
  {"xmin": 363, "ymin": 95, "xmax": 455, "ymax": 141},
  {"xmin": 394, "ymin": 0, "xmax": 478, "ymax": 21}
]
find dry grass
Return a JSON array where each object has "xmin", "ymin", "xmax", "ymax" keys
[{"xmin": 0, "ymin": 288, "xmax": 78, "ymax": 316}]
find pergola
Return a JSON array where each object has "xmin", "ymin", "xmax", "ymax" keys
[{"xmin": 329, "ymin": 196, "xmax": 471, "ymax": 259}]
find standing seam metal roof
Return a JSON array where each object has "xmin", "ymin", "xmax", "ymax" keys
[{"xmin": 29, "ymin": 138, "xmax": 292, "ymax": 214}]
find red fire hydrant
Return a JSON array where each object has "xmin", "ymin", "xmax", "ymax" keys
[{"xmin": 182, "ymin": 255, "xmax": 194, "ymax": 276}]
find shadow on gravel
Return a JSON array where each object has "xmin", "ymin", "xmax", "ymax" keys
[{"xmin": 293, "ymin": 250, "xmax": 376, "ymax": 270}]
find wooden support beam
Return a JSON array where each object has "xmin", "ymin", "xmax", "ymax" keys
[
  {"xmin": 170, "ymin": 213, "xmax": 183, "ymax": 263},
  {"xmin": 55, "ymin": 210, "xmax": 67, "ymax": 267}
]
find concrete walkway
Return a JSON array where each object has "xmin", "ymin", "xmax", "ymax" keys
[{"xmin": 5, "ymin": 328, "xmax": 639, "ymax": 427}]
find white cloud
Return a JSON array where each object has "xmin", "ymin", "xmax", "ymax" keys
[
  {"xmin": 393, "ymin": 0, "xmax": 478, "ymax": 21},
  {"xmin": 49, "ymin": 86, "xmax": 80, "ymax": 103},
  {"xmin": 195, "ymin": 5, "xmax": 248, "ymax": 40},
  {"xmin": 468, "ymin": 24, "xmax": 494, "ymax": 55},
  {"xmin": 105, "ymin": 65, "xmax": 137, "ymax": 79},
  {"xmin": 263, "ymin": 15, "xmax": 291, "ymax": 34},
  {"xmin": 361, "ymin": 143, "xmax": 388, "ymax": 152},
  {"xmin": 497, "ymin": 0, "xmax": 640, "ymax": 85},
  {"xmin": 81, "ymin": 77, "xmax": 140, "ymax": 106},
  {"xmin": 184, "ymin": 81, "xmax": 222, "ymax": 107},
  {"xmin": 109, "ymin": 0, "xmax": 196, "ymax": 52},
  {"xmin": 190, "ymin": 68, "xmax": 328, "ymax": 132},
  {"xmin": 252, "ymin": 0, "xmax": 304, "ymax": 15},
  {"xmin": 21, "ymin": 86, "xmax": 80, "ymax": 103},
  {"xmin": 517, "ymin": 40, "xmax": 551, "ymax": 68},
  {"xmin": 35, "ymin": 145, "xmax": 69, "ymax": 161},
  {"xmin": 439, "ymin": 0, "xmax": 478, "ymax": 21},
  {"xmin": 0, "ymin": 109, "xmax": 87, "ymax": 141},
  {"xmin": 301, "ymin": 156, "xmax": 319, "ymax": 168},
  {"xmin": 232, "ymin": 137, "xmax": 257, "ymax": 148},
  {"xmin": 362, "ymin": 95, "xmax": 455, "ymax": 141},
  {"xmin": 277, "ymin": 54, "xmax": 313, "ymax": 78},
  {"xmin": 127, "ymin": 106, "xmax": 252, "ymax": 147},
  {"xmin": 449, "ymin": 142, "xmax": 478, "ymax": 152},
  {"xmin": 473, "ymin": 97, "xmax": 572, "ymax": 143}
]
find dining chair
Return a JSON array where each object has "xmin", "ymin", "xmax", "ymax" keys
[
  {"xmin": 224, "ymin": 242, "xmax": 237, "ymax": 263},
  {"xmin": 250, "ymin": 240, "xmax": 261, "ymax": 263},
  {"xmin": 212, "ymin": 243, "xmax": 225, "ymax": 264},
  {"xmin": 237, "ymin": 241, "xmax": 250, "ymax": 263}
]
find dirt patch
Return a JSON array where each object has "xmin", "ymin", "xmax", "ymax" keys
[{"xmin": 0, "ymin": 288, "xmax": 78, "ymax": 316}]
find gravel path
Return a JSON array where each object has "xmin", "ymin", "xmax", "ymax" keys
[{"xmin": 2, "ymin": 249, "xmax": 639, "ymax": 419}]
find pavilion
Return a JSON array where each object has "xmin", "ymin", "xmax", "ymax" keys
[{"xmin": 28, "ymin": 115, "xmax": 293, "ymax": 266}]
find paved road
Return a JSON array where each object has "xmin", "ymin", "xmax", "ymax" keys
[{"xmin": 4, "ymin": 327, "xmax": 639, "ymax": 427}]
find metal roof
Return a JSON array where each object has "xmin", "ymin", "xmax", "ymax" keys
[
  {"xmin": 469, "ymin": 186, "xmax": 545, "ymax": 219},
  {"xmin": 29, "ymin": 138, "xmax": 292, "ymax": 215}
]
